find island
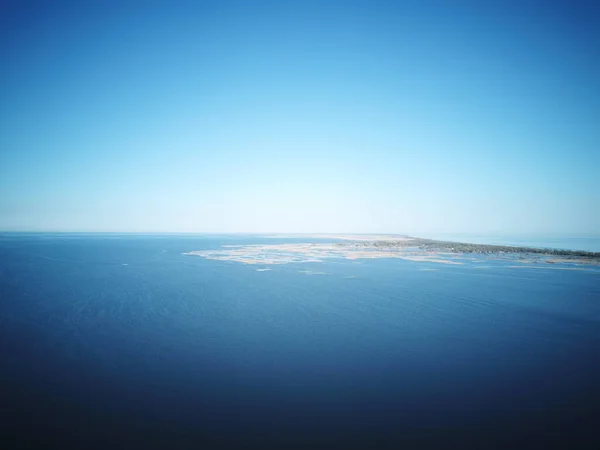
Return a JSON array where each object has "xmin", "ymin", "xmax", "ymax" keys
[{"xmin": 184, "ymin": 235, "xmax": 600, "ymax": 270}]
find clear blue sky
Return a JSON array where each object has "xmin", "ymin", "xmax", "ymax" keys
[{"xmin": 1, "ymin": 0, "xmax": 598, "ymax": 234}]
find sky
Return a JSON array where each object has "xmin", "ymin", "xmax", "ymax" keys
[{"xmin": 1, "ymin": 0, "xmax": 599, "ymax": 235}]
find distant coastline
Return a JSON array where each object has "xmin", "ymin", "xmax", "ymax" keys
[
  {"xmin": 415, "ymin": 233, "xmax": 600, "ymax": 253},
  {"xmin": 186, "ymin": 234, "xmax": 600, "ymax": 267},
  {"xmin": 344, "ymin": 237, "xmax": 600, "ymax": 259},
  {"xmin": 263, "ymin": 233, "xmax": 600, "ymax": 257}
]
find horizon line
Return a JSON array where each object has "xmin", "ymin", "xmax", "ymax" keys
[{"xmin": 1, "ymin": 230, "xmax": 599, "ymax": 238}]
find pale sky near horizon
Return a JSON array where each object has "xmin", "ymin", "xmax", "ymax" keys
[{"xmin": 1, "ymin": 0, "xmax": 599, "ymax": 235}]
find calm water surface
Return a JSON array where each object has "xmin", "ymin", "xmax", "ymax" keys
[{"xmin": 1, "ymin": 234, "xmax": 599, "ymax": 449}]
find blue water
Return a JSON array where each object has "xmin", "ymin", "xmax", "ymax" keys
[{"xmin": 1, "ymin": 234, "xmax": 599, "ymax": 449}]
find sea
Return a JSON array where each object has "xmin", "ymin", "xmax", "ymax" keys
[{"xmin": 1, "ymin": 233, "xmax": 599, "ymax": 449}]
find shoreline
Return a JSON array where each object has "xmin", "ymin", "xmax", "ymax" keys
[
  {"xmin": 347, "ymin": 237, "xmax": 600, "ymax": 259},
  {"xmin": 184, "ymin": 236, "xmax": 600, "ymax": 267}
]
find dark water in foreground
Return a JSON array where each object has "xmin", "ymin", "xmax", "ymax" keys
[{"xmin": 1, "ymin": 234, "xmax": 599, "ymax": 449}]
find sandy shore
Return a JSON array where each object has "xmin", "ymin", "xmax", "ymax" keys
[
  {"xmin": 184, "ymin": 243, "xmax": 462, "ymax": 265},
  {"xmin": 184, "ymin": 239, "xmax": 599, "ymax": 270},
  {"xmin": 252, "ymin": 235, "xmax": 599, "ymax": 265},
  {"xmin": 263, "ymin": 234, "xmax": 414, "ymax": 242}
]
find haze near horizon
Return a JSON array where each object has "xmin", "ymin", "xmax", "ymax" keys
[{"xmin": 1, "ymin": 0, "xmax": 598, "ymax": 235}]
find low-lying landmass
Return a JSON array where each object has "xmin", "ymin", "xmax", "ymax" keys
[
  {"xmin": 262, "ymin": 233, "xmax": 413, "ymax": 242},
  {"xmin": 184, "ymin": 235, "xmax": 600, "ymax": 268},
  {"xmin": 374, "ymin": 237, "xmax": 600, "ymax": 258}
]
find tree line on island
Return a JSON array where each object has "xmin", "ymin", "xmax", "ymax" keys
[{"xmin": 337, "ymin": 238, "xmax": 600, "ymax": 259}]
